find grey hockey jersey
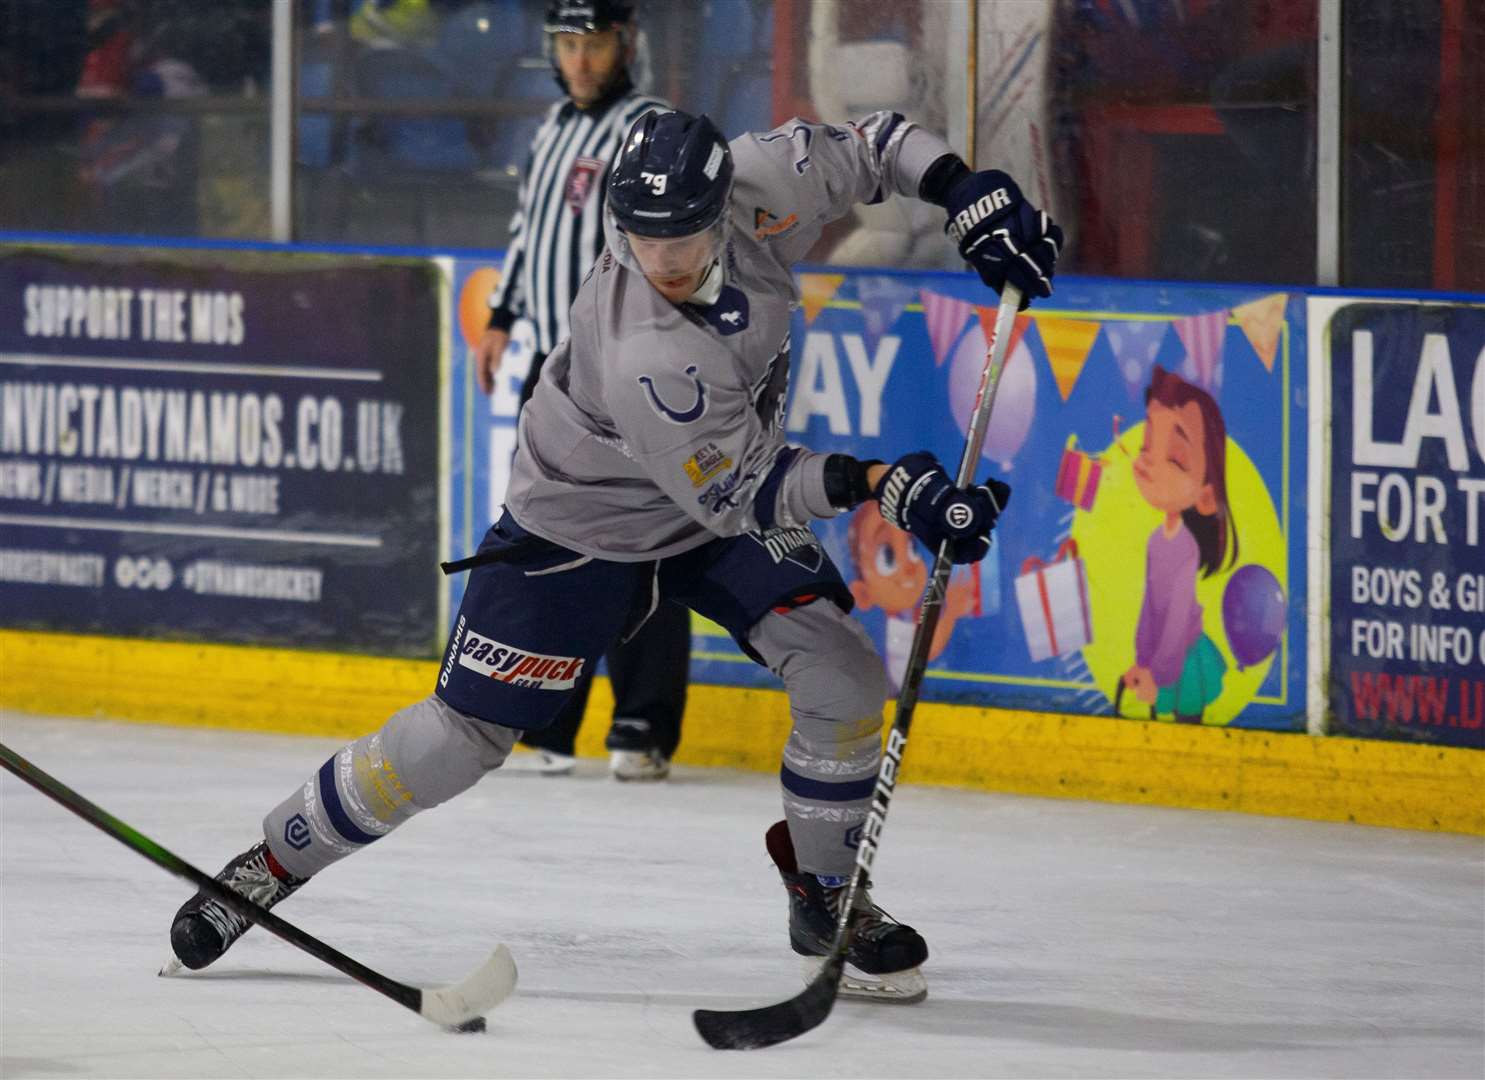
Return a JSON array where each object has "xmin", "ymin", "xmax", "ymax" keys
[{"xmin": 505, "ymin": 111, "xmax": 955, "ymax": 561}]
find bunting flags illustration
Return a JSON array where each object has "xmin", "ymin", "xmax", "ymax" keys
[
  {"xmin": 1102, "ymin": 319, "xmax": 1168, "ymax": 399},
  {"xmin": 919, "ymin": 288, "xmax": 977, "ymax": 366},
  {"xmin": 1035, "ymin": 316, "xmax": 1102, "ymax": 401},
  {"xmin": 1231, "ymin": 293, "xmax": 1288, "ymax": 373},
  {"xmin": 855, "ymin": 275, "xmax": 918, "ymax": 354},
  {"xmin": 973, "ymin": 306, "xmax": 1033, "ymax": 370},
  {"xmin": 798, "ymin": 273, "xmax": 845, "ymax": 325},
  {"xmin": 1173, "ymin": 309, "xmax": 1229, "ymax": 392}
]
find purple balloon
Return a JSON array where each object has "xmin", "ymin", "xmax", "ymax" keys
[
  {"xmin": 1223, "ymin": 565, "xmax": 1287, "ymax": 670},
  {"xmin": 948, "ymin": 328, "xmax": 1036, "ymax": 468}
]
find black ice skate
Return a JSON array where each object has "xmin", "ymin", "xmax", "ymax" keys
[
  {"xmin": 163, "ymin": 841, "xmax": 307, "ymax": 973},
  {"xmin": 765, "ymin": 820, "xmax": 928, "ymax": 1004}
]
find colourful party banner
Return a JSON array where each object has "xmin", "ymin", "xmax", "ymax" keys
[
  {"xmin": 1034, "ymin": 315, "xmax": 1101, "ymax": 401},
  {"xmin": 856, "ymin": 274, "xmax": 918, "ymax": 354},
  {"xmin": 1103, "ymin": 319, "xmax": 1168, "ymax": 400},
  {"xmin": 1232, "ymin": 293, "xmax": 1288, "ymax": 373},
  {"xmin": 454, "ymin": 264, "xmax": 1312, "ymax": 732},
  {"xmin": 677, "ymin": 271, "xmax": 1310, "ymax": 732},
  {"xmin": 799, "ymin": 273, "xmax": 845, "ymax": 325},
  {"xmin": 1173, "ymin": 309, "xmax": 1229, "ymax": 392},
  {"xmin": 920, "ymin": 287, "xmax": 976, "ymax": 366}
]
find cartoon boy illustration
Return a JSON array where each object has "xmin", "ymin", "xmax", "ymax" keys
[
  {"xmin": 1124, "ymin": 365, "xmax": 1237, "ymax": 723},
  {"xmin": 848, "ymin": 500, "xmax": 978, "ymax": 691}
]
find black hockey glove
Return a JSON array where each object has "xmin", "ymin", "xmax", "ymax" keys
[
  {"xmin": 874, "ymin": 451, "xmax": 1011, "ymax": 565},
  {"xmin": 944, "ymin": 170, "xmax": 1062, "ymax": 307}
]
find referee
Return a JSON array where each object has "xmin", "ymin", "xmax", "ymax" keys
[{"xmin": 474, "ymin": 0, "xmax": 689, "ymax": 781}]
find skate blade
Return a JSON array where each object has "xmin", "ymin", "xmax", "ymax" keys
[
  {"xmin": 158, "ymin": 955, "xmax": 185, "ymax": 977},
  {"xmin": 801, "ymin": 955, "xmax": 928, "ymax": 1004},
  {"xmin": 609, "ymin": 751, "xmax": 670, "ymax": 782},
  {"xmin": 502, "ymin": 750, "xmax": 576, "ymax": 775}
]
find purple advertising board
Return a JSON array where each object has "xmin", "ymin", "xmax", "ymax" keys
[{"xmin": 0, "ymin": 243, "xmax": 445, "ymax": 657}]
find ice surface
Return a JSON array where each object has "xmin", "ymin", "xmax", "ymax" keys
[{"xmin": 2, "ymin": 710, "xmax": 1481, "ymax": 1079}]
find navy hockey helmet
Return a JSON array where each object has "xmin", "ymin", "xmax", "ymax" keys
[{"xmin": 607, "ymin": 109, "xmax": 733, "ymax": 240}]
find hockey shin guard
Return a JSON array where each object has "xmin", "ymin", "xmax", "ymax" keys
[
  {"xmin": 263, "ymin": 695, "xmax": 519, "ymax": 879},
  {"xmin": 749, "ymin": 600, "xmax": 888, "ymax": 877}
]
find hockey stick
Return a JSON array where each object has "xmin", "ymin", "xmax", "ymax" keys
[
  {"xmin": 693, "ymin": 284, "xmax": 1024, "ymax": 1050},
  {"xmin": 0, "ymin": 739, "xmax": 516, "ymax": 1030}
]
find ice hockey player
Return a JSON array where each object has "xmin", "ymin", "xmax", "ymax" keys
[{"xmin": 167, "ymin": 107, "xmax": 1060, "ymax": 1002}]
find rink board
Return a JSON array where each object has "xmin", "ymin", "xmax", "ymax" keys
[
  {"xmin": 450, "ymin": 261, "xmax": 1316, "ymax": 735},
  {"xmin": 3, "ymin": 238, "xmax": 1480, "ymax": 834},
  {"xmin": 0, "ymin": 243, "xmax": 449, "ymax": 658},
  {"xmin": 3, "ymin": 628, "xmax": 1479, "ymax": 836}
]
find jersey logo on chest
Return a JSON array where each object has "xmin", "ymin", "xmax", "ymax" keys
[{"xmin": 638, "ymin": 364, "xmax": 708, "ymax": 424}]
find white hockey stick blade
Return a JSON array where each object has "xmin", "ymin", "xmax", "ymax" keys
[
  {"xmin": 418, "ymin": 944, "xmax": 518, "ymax": 1027},
  {"xmin": 161, "ymin": 944, "xmax": 517, "ymax": 1029}
]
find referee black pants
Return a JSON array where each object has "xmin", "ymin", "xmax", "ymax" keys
[
  {"xmin": 515, "ymin": 351, "xmax": 690, "ymax": 759},
  {"xmin": 518, "ymin": 599, "xmax": 691, "ymax": 759}
]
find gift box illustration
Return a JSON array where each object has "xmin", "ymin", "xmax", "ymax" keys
[
  {"xmin": 1055, "ymin": 435, "xmax": 1103, "ymax": 511},
  {"xmin": 1015, "ymin": 539, "xmax": 1093, "ymax": 662}
]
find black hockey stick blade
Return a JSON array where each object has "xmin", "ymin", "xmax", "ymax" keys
[
  {"xmin": 694, "ymin": 952, "xmax": 846, "ymax": 1050},
  {"xmin": 0, "ymin": 739, "xmax": 516, "ymax": 1029}
]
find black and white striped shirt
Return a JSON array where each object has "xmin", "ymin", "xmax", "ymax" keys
[{"xmin": 489, "ymin": 82, "xmax": 668, "ymax": 356}]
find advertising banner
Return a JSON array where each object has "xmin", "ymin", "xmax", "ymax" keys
[
  {"xmin": 453, "ymin": 258, "xmax": 1309, "ymax": 731},
  {"xmin": 1324, "ymin": 300, "xmax": 1484, "ymax": 747},
  {"xmin": 0, "ymin": 243, "xmax": 446, "ymax": 657},
  {"xmin": 766, "ymin": 273, "xmax": 1306, "ymax": 730}
]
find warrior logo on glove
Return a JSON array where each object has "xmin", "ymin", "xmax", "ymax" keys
[
  {"xmin": 875, "ymin": 451, "xmax": 1011, "ymax": 566},
  {"xmin": 945, "ymin": 187, "xmax": 1013, "ymax": 246}
]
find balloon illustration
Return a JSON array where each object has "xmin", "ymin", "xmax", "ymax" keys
[
  {"xmin": 948, "ymin": 325, "xmax": 1036, "ymax": 469},
  {"xmin": 1223, "ymin": 564, "xmax": 1286, "ymax": 670}
]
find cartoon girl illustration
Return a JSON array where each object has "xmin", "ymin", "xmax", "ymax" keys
[
  {"xmin": 1123, "ymin": 365, "xmax": 1238, "ymax": 723},
  {"xmin": 847, "ymin": 500, "xmax": 977, "ymax": 691}
]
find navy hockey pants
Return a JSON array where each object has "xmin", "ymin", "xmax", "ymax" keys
[{"xmin": 436, "ymin": 511, "xmax": 853, "ymax": 731}]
